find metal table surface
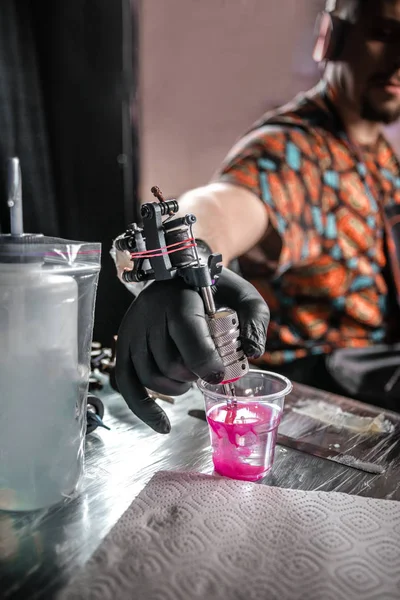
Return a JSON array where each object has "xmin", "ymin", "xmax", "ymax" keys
[{"xmin": 1, "ymin": 382, "xmax": 400, "ymax": 600}]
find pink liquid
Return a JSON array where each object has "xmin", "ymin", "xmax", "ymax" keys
[{"xmin": 206, "ymin": 401, "xmax": 281, "ymax": 482}]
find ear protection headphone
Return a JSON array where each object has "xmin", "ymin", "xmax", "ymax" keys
[{"xmin": 312, "ymin": 0, "xmax": 350, "ymax": 63}]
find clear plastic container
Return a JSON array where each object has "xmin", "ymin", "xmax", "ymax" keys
[
  {"xmin": 0, "ymin": 236, "xmax": 101, "ymax": 511},
  {"xmin": 198, "ymin": 370, "xmax": 292, "ymax": 482}
]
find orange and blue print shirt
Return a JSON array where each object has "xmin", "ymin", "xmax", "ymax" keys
[{"xmin": 216, "ymin": 85, "xmax": 400, "ymax": 365}]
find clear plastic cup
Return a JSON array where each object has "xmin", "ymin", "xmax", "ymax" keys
[{"xmin": 198, "ymin": 369, "xmax": 292, "ymax": 482}]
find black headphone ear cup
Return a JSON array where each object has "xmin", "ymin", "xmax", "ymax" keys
[
  {"xmin": 312, "ymin": 12, "xmax": 345, "ymax": 62},
  {"xmin": 329, "ymin": 15, "xmax": 347, "ymax": 60}
]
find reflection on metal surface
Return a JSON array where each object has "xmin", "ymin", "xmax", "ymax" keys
[
  {"xmin": 276, "ymin": 433, "xmax": 386, "ymax": 475},
  {"xmin": 280, "ymin": 387, "xmax": 400, "ymax": 474},
  {"xmin": 1, "ymin": 382, "xmax": 400, "ymax": 599},
  {"xmin": 291, "ymin": 399, "xmax": 394, "ymax": 434}
]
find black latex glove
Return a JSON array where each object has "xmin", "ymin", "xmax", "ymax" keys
[{"xmin": 115, "ymin": 268, "xmax": 270, "ymax": 434}]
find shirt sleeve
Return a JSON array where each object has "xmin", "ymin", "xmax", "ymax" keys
[{"xmin": 214, "ymin": 125, "xmax": 324, "ymax": 273}]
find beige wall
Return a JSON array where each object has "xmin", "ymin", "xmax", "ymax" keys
[{"xmin": 139, "ymin": 0, "xmax": 400, "ymax": 201}]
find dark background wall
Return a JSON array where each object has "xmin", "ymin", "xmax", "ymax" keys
[
  {"xmin": 0, "ymin": 0, "xmax": 58, "ymax": 236},
  {"xmin": 0, "ymin": 0, "xmax": 139, "ymax": 345}
]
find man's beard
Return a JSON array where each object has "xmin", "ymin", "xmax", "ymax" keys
[{"xmin": 360, "ymin": 93, "xmax": 400, "ymax": 125}]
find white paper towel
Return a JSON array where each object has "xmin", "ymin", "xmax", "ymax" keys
[{"xmin": 60, "ymin": 471, "xmax": 400, "ymax": 600}]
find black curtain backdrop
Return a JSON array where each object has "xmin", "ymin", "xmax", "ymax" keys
[{"xmin": 0, "ymin": 0, "xmax": 139, "ymax": 345}]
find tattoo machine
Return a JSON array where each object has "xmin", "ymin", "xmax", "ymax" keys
[{"xmin": 114, "ymin": 186, "xmax": 249, "ymax": 397}]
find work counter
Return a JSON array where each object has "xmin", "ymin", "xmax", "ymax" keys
[{"xmin": 1, "ymin": 382, "xmax": 400, "ymax": 599}]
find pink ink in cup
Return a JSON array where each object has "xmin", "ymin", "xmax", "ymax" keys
[{"xmin": 198, "ymin": 370, "xmax": 292, "ymax": 482}]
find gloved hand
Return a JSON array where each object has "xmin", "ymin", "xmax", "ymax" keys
[{"xmin": 115, "ymin": 268, "xmax": 270, "ymax": 434}]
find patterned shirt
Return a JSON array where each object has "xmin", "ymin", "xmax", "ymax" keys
[{"xmin": 216, "ymin": 84, "xmax": 400, "ymax": 365}]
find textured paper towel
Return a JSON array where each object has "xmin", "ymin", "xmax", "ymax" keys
[{"xmin": 60, "ymin": 471, "xmax": 400, "ymax": 600}]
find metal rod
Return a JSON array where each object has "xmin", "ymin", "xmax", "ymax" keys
[
  {"xmin": 200, "ymin": 286, "xmax": 216, "ymax": 316},
  {"xmin": 223, "ymin": 383, "xmax": 237, "ymax": 407},
  {"xmin": 7, "ymin": 157, "xmax": 23, "ymax": 235},
  {"xmin": 190, "ymin": 224, "xmax": 201, "ymax": 266},
  {"xmin": 193, "ymin": 229, "xmax": 236, "ymax": 403}
]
